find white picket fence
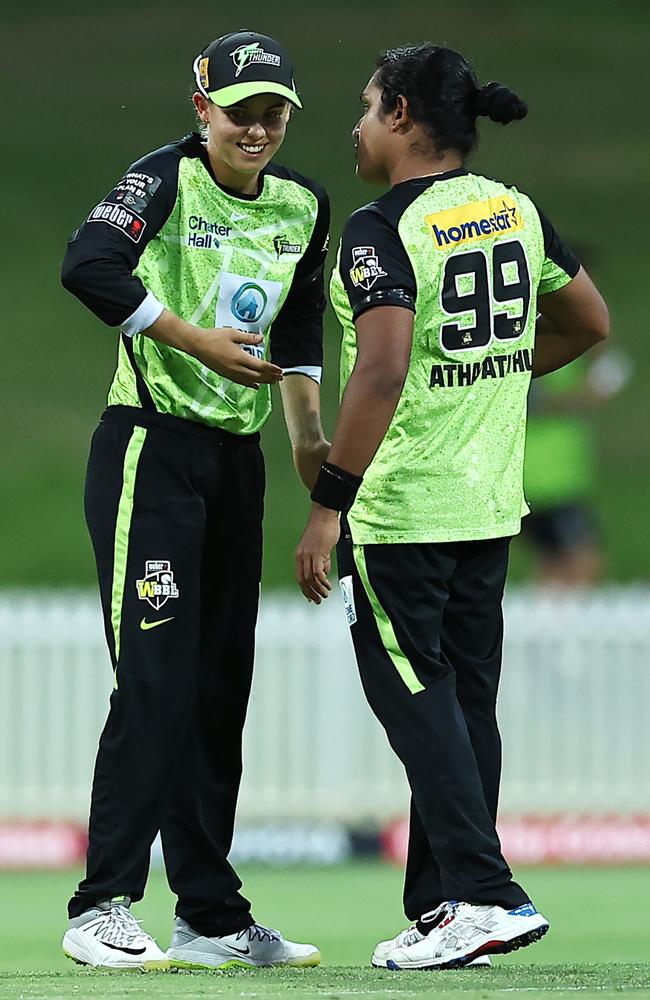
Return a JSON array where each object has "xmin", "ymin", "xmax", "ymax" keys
[{"xmin": 0, "ymin": 589, "xmax": 649, "ymax": 823}]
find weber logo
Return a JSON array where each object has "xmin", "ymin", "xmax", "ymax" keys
[{"xmin": 87, "ymin": 202, "xmax": 147, "ymax": 243}]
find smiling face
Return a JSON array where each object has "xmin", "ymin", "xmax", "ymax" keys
[
  {"xmin": 353, "ymin": 74, "xmax": 395, "ymax": 185},
  {"xmin": 193, "ymin": 91, "xmax": 291, "ymax": 185}
]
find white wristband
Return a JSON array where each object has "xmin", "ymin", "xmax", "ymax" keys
[{"xmin": 120, "ymin": 291, "xmax": 165, "ymax": 337}]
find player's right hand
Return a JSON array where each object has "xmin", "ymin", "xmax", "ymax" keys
[{"xmin": 192, "ymin": 327, "xmax": 283, "ymax": 389}]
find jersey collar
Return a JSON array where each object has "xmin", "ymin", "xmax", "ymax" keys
[
  {"xmin": 182, "ymin": 131, "xmax": 267, "ymax": 201},
  {"xmin": 394, "ymin": 167, "xmax": 468, "ymax": 191}
]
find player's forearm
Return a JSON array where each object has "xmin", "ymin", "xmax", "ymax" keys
[
  {"xmin": 289, "ymin": 414, "xmax": 330, "ymax": 491},
  {"xmin": 280, "ymin": 376, "xmax": 330, "ymax": 488},
  {"xmin": 326, "ymin": 363, "xmax": 406, "ymax": 476},
  {"xmin": 133, "ymin": 309, "xmax": 279, "ymax": 388},
  {"xmin": 280, "ymin": 378, "xmax": 326, "ymax": 448},
  {"xmin": 532, "ymin": 315, "xmax": 607, "ymax": 378},
  {"xmin": 292, "ymin": 441, "xmax": 330, "ymax": 490},
  {"xmin": 533, "ymin": 270, "xmax": 609, "ymax": 378},
  {"xmin": 143, "ymin": 308, "xmax": 204, "ymax": 356}
]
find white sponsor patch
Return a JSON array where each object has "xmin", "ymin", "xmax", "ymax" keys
[
  {"xmin": 215, "ymin": 272, "xmax": 284, "ymax": 359},
  {"xmin": 339, "ymin": 575, "xmax": 357, "ymax": 626},
  {"xmin": 349, "ymin": 245, "xmax": 387, "ymax": 291},
  {"xmin": 87, "ymin": 202, "xmax": 146, "ymax": 242}
]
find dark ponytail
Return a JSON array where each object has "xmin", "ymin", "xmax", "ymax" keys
[
  {"xmin": 375, "ymin": 45, "xmax": 527, "ymax": 157},
  {"xmin": 473, "ymin": 81, "xmax": 528, "ymax": 124}
]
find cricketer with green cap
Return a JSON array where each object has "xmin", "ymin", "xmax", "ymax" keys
[{"xmin": 60, "ymin": 26, "xmax": 328, "ymax": 972}]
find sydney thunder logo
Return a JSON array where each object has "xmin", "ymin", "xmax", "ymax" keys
[{"xmin": 230, "ymin": 42, "xmax": 281, "ymax": 78}]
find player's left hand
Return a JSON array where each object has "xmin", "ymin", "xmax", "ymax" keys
[{"xmin": 296, "ymin": 506, "xmax": 340, "ymax": 603}]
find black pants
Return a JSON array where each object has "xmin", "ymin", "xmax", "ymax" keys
[
  {"xmin": 68, "ymin": 406, "xmax": 263, "ymax": 935},
  {"xmin": 337, "ymin": 531, "xmax": 528, "ymax": 919}
]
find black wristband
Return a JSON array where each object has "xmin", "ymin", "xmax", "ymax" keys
[{"xmin": 310, "ymin": 462, "xmax": 363, "ymax": 512}]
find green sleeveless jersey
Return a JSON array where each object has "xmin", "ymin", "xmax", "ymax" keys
[
  {"xmin": 330, "ymin": 170, "xmax": 579, "ymax": 544},
  {"xmin": 63, "ymin": 133, "xmax": 329, "ymax": 434}
]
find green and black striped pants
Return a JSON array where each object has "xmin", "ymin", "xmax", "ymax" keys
[
  {"xmin": 68, "ymin": 406, "xmax": 263, "ymax": 935},
  {"xmin": 337, "ymin": 528, "xmax": 530, "ymax": 916}
]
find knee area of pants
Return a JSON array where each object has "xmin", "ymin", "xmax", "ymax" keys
[{"xmin": 115, "ymin": 678, "xmax": 197, "ymax": 723}]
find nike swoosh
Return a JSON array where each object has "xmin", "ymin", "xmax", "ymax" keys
[
  {"xmin": 224, "ymin": 944, "xmax": 250, "ymax": 955},
  {"xmin": 140, "ymin": 617, "xmax": 175, "ymax": 631},
  {"xmin": 103, "ymin": 941, "xmax": 146, "ymax": 955}
]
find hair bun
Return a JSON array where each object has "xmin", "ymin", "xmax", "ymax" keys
[{"xmin": 475, "ymin": 82, "xmax": 528, "ymax": 124}]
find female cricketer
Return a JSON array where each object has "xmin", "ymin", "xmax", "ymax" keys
[
  {"xmin": 61, "ymin": 29, "xmax": 328, "ymax": 971},
  {"xmin": 297, "ymin": 44, "xmax": 608, "ymax": 970}
]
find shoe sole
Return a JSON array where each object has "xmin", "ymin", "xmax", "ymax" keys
[
  {"xmin": 373, "ymin": 957, "xmax": 492, "ymax": 970},
  {"xmin": 450, "ymin": 923, "xmax": 549, "ymax": 967},
  {"xmin": 64, "ymin": 949, "xmax": 170, "ymax": 972},
  {"xmin": 169, "ymin": 958, "xmax": 257, "ymax": 971},
  {"xmin": 385, "ymin": 922, "xmax": 549, "ymax": 971},
  {"xmin": 168, "ymin": 952, "xmax": 321, "ymax": 972}
]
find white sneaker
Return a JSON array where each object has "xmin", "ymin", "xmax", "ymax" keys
[
  {"xmin": 372, "ymin": 922, "xmax": 425, "ymax": 966},
  {"xmin": 373, "ymin": 903, "xmax": 490, "ymax": 969},
  {"xmin": 385, "ymin": 901, "xmax": 549, "ymax": 970},
  {"xmin": 166, "ymin": 917, "xmax": 321, "ymax": 970},
  {"xmin": 62, "ymin": 897, "xmax": 169, "ymax": 971}
]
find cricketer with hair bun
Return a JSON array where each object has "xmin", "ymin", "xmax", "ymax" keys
[{"xmin": 297, "ymin": 45, "xmax": 609, "ymax": 970}]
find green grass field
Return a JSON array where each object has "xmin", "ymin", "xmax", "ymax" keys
[{"xmin": 1, "ymin": 864, "xmax": 649, "ymax": 999}]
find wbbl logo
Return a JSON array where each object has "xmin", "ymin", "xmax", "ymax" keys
[
  {"xmin": 349, "ymin": 246, "xmax": 387, "ymax": 291},
  {"xmin": 136, "ymin": 560, "xmax": 179, "ymax": 611}
]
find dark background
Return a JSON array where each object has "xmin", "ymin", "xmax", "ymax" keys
[{"xmin": 3, "ymin": 0, "xmax": 648, "ymax": 588}]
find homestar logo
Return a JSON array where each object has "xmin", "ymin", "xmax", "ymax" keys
[
  {"xmin": 425, "ymin": 196, "xmax": 523, "ymax": 249},
  {"xmin": 231, "ymin": 282, "xmax": 268, "ymax": 323},
  {"xmin": 230, "ymin": 42, "xmax": 281, "ymax": 77}
]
